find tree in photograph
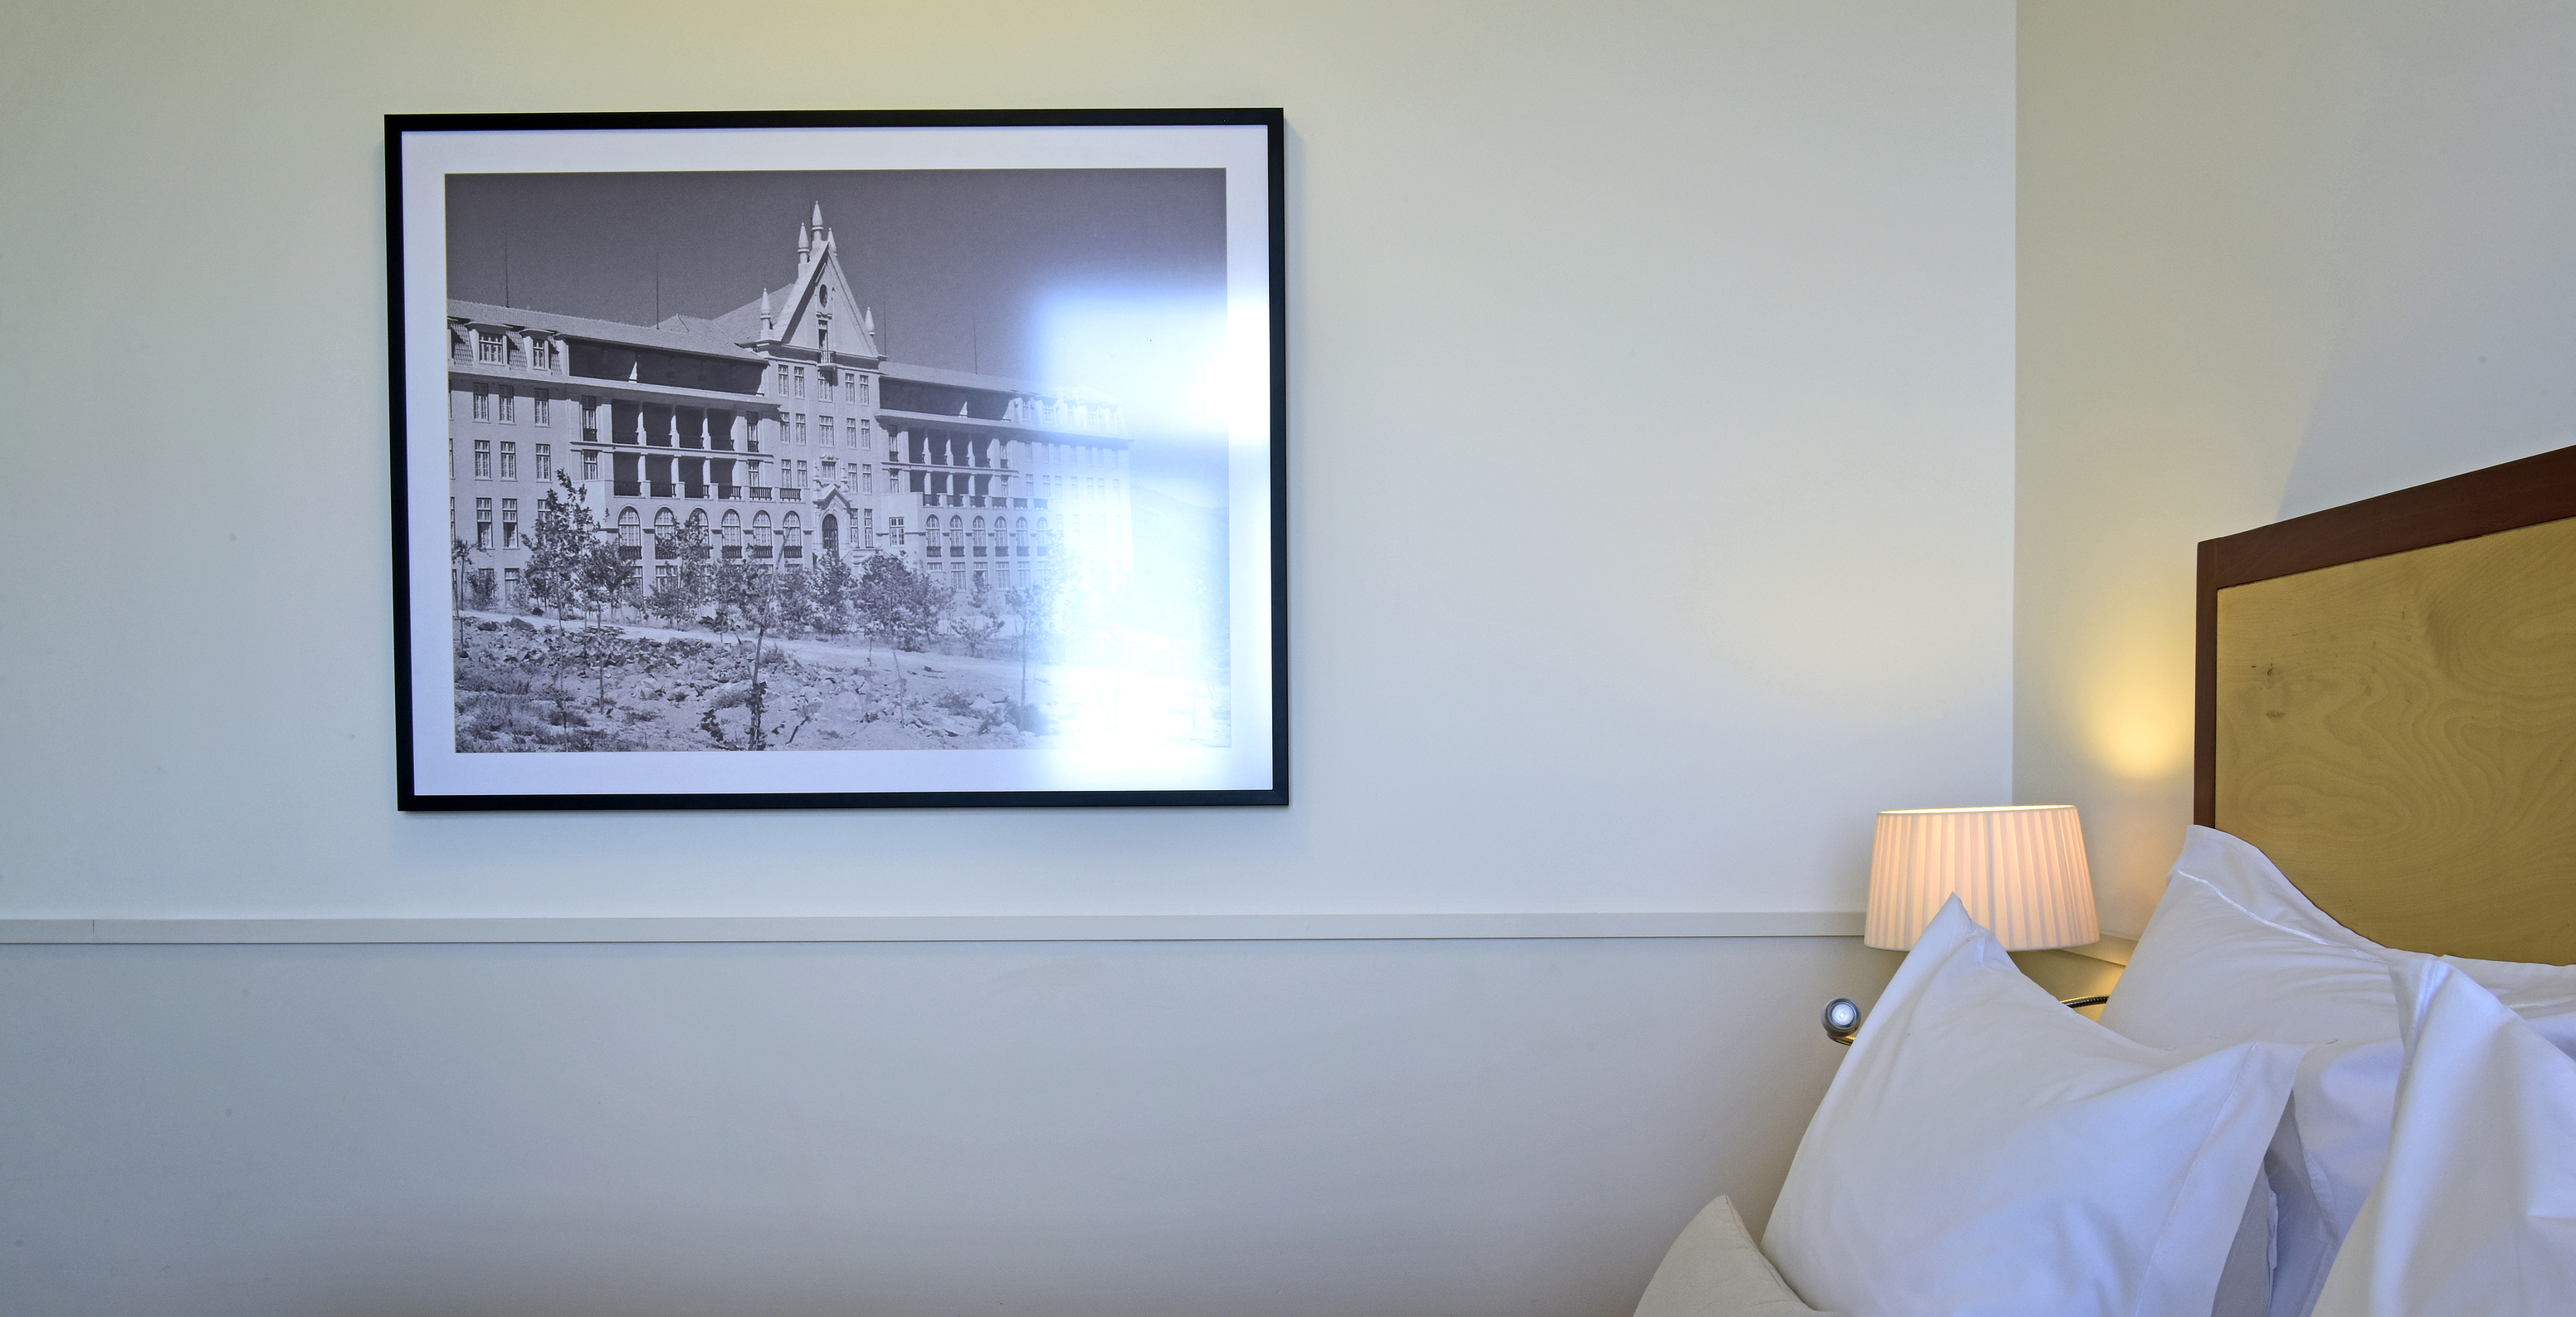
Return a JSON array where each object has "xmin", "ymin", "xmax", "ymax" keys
[
  {"xmin": 906, "ymin": 571, "xmax": 954, "ymax": 652},
  {"xmin": 573, "ymin": 530, "xmax": 637, "ymax": 627},
  {"xmin": 1002, "ymin": 578, "xmax": 1064, "ymax": 707},
  {"xmin": 809, "ymin": 551, "xmax": 857, "ymax": 640},
  {"xmin": 775, "ymin": 560, "xmax": 817, "ymax": 637},
  {"xmin": 450, "ymin": 537, "xmax": 475, "ymax": 614},
  {"xmin": 855, "ymin": 553, "xmax": 942, "ymax": 685},
  {"xmin": 450, "ymin": 536, "xmax": 479, "ymax": 657},
  {"xmin": 546, "ymin": 621, "xmax": 637, "ymax": 707},
  {"xmin": 710, "ymin": 559, "xmax": 790, "ymax": 750},
  {"xmin": 646, "ymin": 519, "xmax": 715, "ymax": 628},
  {"xmin": 519, "ymin": 474, "xmax": 605, "ymax": 621},
  {"xmin": 947, "ymin": 576, "xmax": 1007, "ymax": 658}
]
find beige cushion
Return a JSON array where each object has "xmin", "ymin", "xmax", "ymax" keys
[{"xmin": 1634, "ymin": 1195, "xmax": 1836, "ymax": 1317}]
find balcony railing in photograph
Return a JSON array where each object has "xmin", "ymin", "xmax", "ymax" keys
[
  {"xmin": 722, "ymin": 545, "xmax": 743, "ymax": 560},
  {"xmin": 613, "ymin": 480, "xmax": 641, "ymax": 495},
  {"xmin": 749, "ymin": 487, "xmax": 773, "ymax": 500},
  {"xmin": 776, "ymin": 487, "xmax": 802, "ymax": 501},
  {"xmin": 750, "ymin": 544, "xmax": 773, "ymax": 559},
  {"xmin": 717, "ymin": 485, "xmax": 741, "ymax": 500},
  {"xmin": 650, "ymin": 481, "xmax": 675, "ymax": 497},
  {"xmin": 685, "ymin": 483, "xmax": 708, "ymax": 500}
]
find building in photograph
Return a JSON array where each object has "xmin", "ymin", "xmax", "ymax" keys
[{"xmin": 444, "ymin": 202, "xmax": 1134, "ymax": 607}]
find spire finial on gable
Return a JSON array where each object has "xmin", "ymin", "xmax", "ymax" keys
[
  {"xmin": 811, "ymin": 201, "xmax": 824, "ymax": 228},
  {"xmin": 760, "ymin": 287, "xmax": 774, "ymax": 339}
]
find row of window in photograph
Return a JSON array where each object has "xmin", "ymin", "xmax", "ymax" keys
[
  {"xmin": 459, "ymin": 388, "xmax": 875, "ymax": 476},
  {"xmin": 456, "ymin": 440, "xmax": 830, "ymax": 498},
  {"xmin": 459, "ymin": 387, "xmax": 819, "ymax": 456},
  {"xmin": 455, "ymin": 437, "xmax": 1086, "ymax": 518},
  {"xmin": 764, "ymin": 361, "xmax": 866, "ymax": 403},
  {"xmin": 464, "ymin": 560, "xmax": 1034, "ymax": 607},
  {"xmin": 458, "ymin": 437, "xmax": 556, "ymax": 481},
  {"xmin": 461, "ymin": 496, "xmax": 1073, "ymax": 565},
  {"xmin": 451, "ymin": 329, "xmax": 828, "ymax": 402},
  {"xmin": 461, "ymin": 385, "xmax": 1126, "ymax": 482},
  {"xmin": 460, "ymin": 329, "xmax": 562, "ymax": 373},
  {"xmin": 451, "ymin": 324, "xmax": 1120, "ymax": 440}
]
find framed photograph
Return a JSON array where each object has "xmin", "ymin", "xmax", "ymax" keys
[{"xmin": 387, "ymin": 111, "xmax": 1286, "ymax": 809}]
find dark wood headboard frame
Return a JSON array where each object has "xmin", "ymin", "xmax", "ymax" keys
[{"xmin": 2194, "ymin": 443, "xmax": 2576, "ymax": 826}]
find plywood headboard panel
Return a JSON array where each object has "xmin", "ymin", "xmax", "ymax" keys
[{"xmin": 2196, "ymin": 445, "xmax": 2576, "ymax": 964}]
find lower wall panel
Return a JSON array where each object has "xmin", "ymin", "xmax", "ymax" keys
[{"xmin": 0, "ymin": 935, "xmax": 1896, "ymax": 1317}]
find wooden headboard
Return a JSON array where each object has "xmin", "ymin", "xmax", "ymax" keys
[{"xmin": 2195, "ymin": 445, "xmax": 2576, "ymax": 964}]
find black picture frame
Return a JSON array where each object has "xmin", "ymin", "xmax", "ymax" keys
[{"xmin": 388, "ymin": 110, "xmax": 1287, "ymax": 810}]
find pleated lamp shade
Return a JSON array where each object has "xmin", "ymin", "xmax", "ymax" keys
[{"xmin": 1866, "ymin": 806, "xmax": 2100, "ymax": 951}]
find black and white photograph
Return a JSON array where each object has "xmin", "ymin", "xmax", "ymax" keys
[{"xmin": 390, "ymin": 115, "xmax": 1285, "ymax": 807}]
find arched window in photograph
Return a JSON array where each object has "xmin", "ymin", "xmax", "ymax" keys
[
  {"xmin": 720, "ymin": 508, "xmax": 744, "ymax": 559},
  {"xmin": 821, "ymin": 513, "xmax": 839, "ymax": 557},
  {"xmin": 971, "ymin": 516, "xmax": 987, "ymax": 558},
  {"xmin": 783, "ymin": 511, "xmax": 803, "ymax": 560},
  {"xmin": 1015, "ymin": 516, "xmax": 1029, "ymax": 557},
  {"xmin": 947, "ymin": 515, "xmax": 964, "ymax": 554},
  {"xmin": 1034, "ymin": 517, "xmax": 1049, "ymax": 556},
  {"xmin": 752, "ymin": 510, "xmax": 773, "ymax": 559},
  {"xmin": 617, "ymin": 506, "xmax": 642, "ymax": 559},
  {"xmin": 686, "ymin": 509, "xmax": 706, "ymax": 528},
  {"xmin": 654, "ymin": 507, "xmax": 678, "ymax": 559}
]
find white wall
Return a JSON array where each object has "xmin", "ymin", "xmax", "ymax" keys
[
  {"xmin": 0, "ymin": 936, "xmax": 1899, "ymax": 1317},
  {"xmin": 0, "ymin": 2, "xmax": 2011, "ymax": 1313},
  {"xmin": 2016, "ymin": 0, "xmax": 2576, "ymax": 934},
  {"xmin": 0, "ymin": 0, "xmax": 2013, "ymax": 922}
]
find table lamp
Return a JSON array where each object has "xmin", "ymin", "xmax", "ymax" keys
[
  {"xmin": 1866, "ymin": 804, "xmax": 2099, "ymax": 951},
  {"xmin": 1822, "ymin": 805, "xmax": 2103, "ymax": 1045}
]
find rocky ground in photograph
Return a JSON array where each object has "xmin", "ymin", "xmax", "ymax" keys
[{"xmin": 452, "ymin": 615, "xmax": 1046, "ymax": 753}]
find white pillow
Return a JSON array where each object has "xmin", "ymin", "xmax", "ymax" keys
[
  {"xmin": 1633, "ymin": 1195, "xmax": 1836, "ymax": 1317},
  {"xmin": 2310, "ymin": 957, "xmax": 2576, "ymax": 1316},
  {"xmin": 2095, "ymin": 872, "xmax": 2404, "ymax": 1317},
  {"xmin": 1764, "ymin": 898, "xmax": 2299, "ymax": 1317},
  {"xmin": 2111, "ymin": 828, "xmax": 2576, "ymax": 1317},
  {"xmin": 2173, "ymin": 826, "xmax": 2576, "ymax": 1007}
]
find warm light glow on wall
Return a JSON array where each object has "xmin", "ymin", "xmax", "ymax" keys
[
  {"xmin": 2072, "ymin": 627, "xmax": 2193, "ymax": 782},
  {"xmin": 2079, "ymin": 684, "xmax": 2193, "ymax": 780}
]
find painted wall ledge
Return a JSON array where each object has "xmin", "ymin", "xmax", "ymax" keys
[{"xmin": 0, "ymin": 912, "xmax": 1870, "ymax": 945}]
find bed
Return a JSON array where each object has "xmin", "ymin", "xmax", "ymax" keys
[{"xmin": 1633, "ymin": 446, "xmax": 2576, "ymax": 1317}]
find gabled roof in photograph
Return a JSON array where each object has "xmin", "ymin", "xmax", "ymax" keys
[{"xmin": 447, "ymin": 300, "xmax": 759, "ymax": 361}]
